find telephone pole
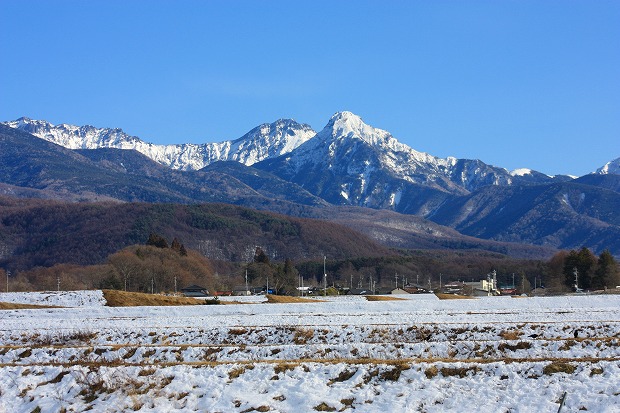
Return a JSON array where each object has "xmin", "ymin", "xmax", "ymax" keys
[{"xmin": 323, "ymin": 256, "xmax": 327, "ymax": 296}]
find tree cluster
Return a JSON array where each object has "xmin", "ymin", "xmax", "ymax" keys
[
  {"xmin": 245, "ymin": 247, "xmax": 299, "ymax": 295},
  {"xmin": 546, "ymin": 248, "xmax": 619, "ymax": 291}
]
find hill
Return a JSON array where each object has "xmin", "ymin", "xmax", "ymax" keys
[{"xmin": 0, "ymin": 197, "xmax": 391, "ymax": 272}]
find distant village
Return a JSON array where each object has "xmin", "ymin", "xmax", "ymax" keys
[{"xmin": 180, "ymin": 270, "xmax": 543, "ymax": 298}]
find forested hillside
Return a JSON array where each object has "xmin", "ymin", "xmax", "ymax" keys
[{"xmin": 0, "ymin": 197, "xmax": 391, "ymax": 272}]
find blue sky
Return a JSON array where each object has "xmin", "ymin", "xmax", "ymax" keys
[{"xmin": 1, "ymin": 1, "xmax": 618, "ymax": 176}]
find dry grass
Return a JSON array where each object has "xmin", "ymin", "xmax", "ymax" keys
[
  {"xmin": 499, "ymin": 330, "xmax": 523, "ymax": 340},
  {"xmin": 102, "ymin": 290, "xmax": 204, "ymax": 307},
  {"xmin": 265, "ymin": 295, "xmax": 324, "ymax": 304},
  {"xmin": 435, "ymin": 293, "xmax": 475, "ymax": 300},
  {"xmin": 543, "ymin": 362, "xmax": 576, "ymax": 375},
  {"xmin": 0, "ymin": 301, "xmax": 61, "ymax": 310},
  {"xmin": 365, "ymin": 295, "xmax": 406, "ymax": 301}
]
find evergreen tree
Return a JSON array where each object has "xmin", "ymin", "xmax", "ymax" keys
[
  {"xmin": 171, "ymin": 237, "xmax": 182, "ymax": 252},
  {"xmin": 516, "ymin": 271, "xmax": 531, "ymax": 295},
  {"xmin": 282, "ymin": 258, "xmax": 299, "ymax": 295},
  {"xmin": 593, "ymin": 250, "xmax": 619, "ymax": 289},
  {"xmin": 146, "ymin": 233, "xmax": 169, "ymax": 249},
  {"xmin": 179, "ymin": 244, "xmax": 188, "ymax": 257},
  {"xmin": 563, "ymin": 247, "xmax": 596, "ymax": 290},
  {"xmin": 253, "ymin": 247, "xmax": 270, "ymax": 264}
]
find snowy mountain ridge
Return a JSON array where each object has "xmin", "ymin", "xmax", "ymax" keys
[
  {"xmin": 597, "ymin": 157, "xmax": 620, "ymax": 175},
  {"xmin": 258, "ymin": 111, "xmax": 525, "ymax": 206},
  {"xmin": 4, "ymin": 112, "xmax": 614, "ymax": 200},
  {"xmin": 3, "ymin": 117, "xmax": 316, "ymax": 170}
]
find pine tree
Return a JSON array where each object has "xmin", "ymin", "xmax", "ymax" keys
[
  {"xmin": 563, "ymin": 247, "xmax": 596, "ymax": 290},
  {"xmin": 253, "ymin": 247, "xmax": 269, "ymax": 264},
  {"xmin": 179, "ymin": 244, "xmax": 188, "ymax": 257},
  {"xmin": 516, "ymin": 271, "xmax": 531, "ymax": 295},
  {"xmin": 146, "ymin": 233, "xmax": 169, "ymax": 249},
  {"xmin": 593, "ymin": 250, "xmax": 619, "ymax": 289},
  {"xmin": 171, "ymin": 237, "xmax": 182, "ymax": 252}
]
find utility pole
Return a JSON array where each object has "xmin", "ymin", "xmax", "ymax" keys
[
  {"xmin": 174, "ymin": 275, "xmax": 178, "ymax": 295},
  {"xmin": 395, "ymin": 272, "xmax": 398, "ymax": 288},
  {"xmin": 245, "ymin": 269, "xmax": 249, "ymax": 296},
  {"xmin": 6, "ymin": 270, "xmax": 9, "ymax": 293},
  {"xmin": 57, "ymin": 274, "xmax": 60, "ymax": 292},
  {"xmin": 323, "ymin": 256, "xmax": 327, "ymax": 296},
  {"xmin": 512, "ymin": 273, "xmax": 515, "ymax": 289},
  {"xmin": 440, "ymin": 273, "xmax": 442, "ymax": 291},
  {"xmin": 151, "ymin": 277, "xmax": 154, "ymax": 294},
  {"xmin": 573, "ymin": 267, "xmax": 579, "ymax": 291}
]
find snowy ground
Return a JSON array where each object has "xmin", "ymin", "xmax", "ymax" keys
[{"xmin": 0, "ymin": 291, "xmax": 619, "ymax": 412}]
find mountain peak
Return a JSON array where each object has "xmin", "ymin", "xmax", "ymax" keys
[
  {"xmin": 4, "ymin": 116, "xmax": 315, "ymax": 170},
  {"xmin": 330, "ymin": 111, "xmax": 363, "ymax": 122},
  {"xmin": 328, "ymin": 111, "xmax": 366, "ymax": 132},
  {"xmin": 596, "ymin": 157, "xmax": 620, "ymax": 175},
  {"xmin": 320, "ymin": 111, "xmax": 393, "ymax": 148}
]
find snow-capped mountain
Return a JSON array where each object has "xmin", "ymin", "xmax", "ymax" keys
[
  {"xmin": 255, "ymin": 111, "xmax": 551, "ymax": 212},
  {"xmin": 2, "ymin": 117, "xmax": 619, "ymax": 255},
  {"xmin": 3, "ymin": 117, "xmax": 315, "ymax": 170},
  {"xmin": 596, "ymin": 157, "xmax": 620, "ymax": 175},
  {"xmin": 4, "ymin": 112, "xmax": 560, "ymax": 213}
]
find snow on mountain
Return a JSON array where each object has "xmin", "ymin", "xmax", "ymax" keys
[
  {"xmin": 257, "ymin": 112, "xmax": 525, "ymax": 212},
  {"xmin": 4, "ymin": 113, "xmax": 556, "ymax": 200},
  {"xmin": 272, "ymin": 112, "xmax": 455, "ymax": 185},
  {"xmin": 511, "ymin": 168, "xmax": 533, "ymax": 176},
  {"xmin": 596, "ymin": 157, "xmax": 620, "ymax": 175},
  {"xmin": 3, "ymin": 117, "xmax": 315, "ymax": 170}
]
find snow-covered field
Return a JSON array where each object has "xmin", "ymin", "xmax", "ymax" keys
[{"xmin": 0, "ymin": 291, "xmax": 619, "ymax": 412}]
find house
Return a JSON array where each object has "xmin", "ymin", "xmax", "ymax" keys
[
  {"xmin": 348, "ymin": 288, "xmax": 371, "ymax": 295},
  {"xmin": 403, "ymin": 285, "xmax": 431, "ymax": 294},
  {"xmin": 376, "ymin": 287, "xmax": 394, "ymax": 295},
  {"xmin": 460, "ymin": 270, "xmax": 501, "ymax": 297},
  {"xmin": 390, "ymin": 288, "xmax": 410, "ymax": 295},
  {"xmin": 233, "ymin": 286, "xmax": 251, "ymax": 296},
  {"xmin": 181, "ymin": 285, "xmax": 209, "ymax": 297},
  {"xmin": 441, "ymin": 282, "xmax": 465, "ymax": 295}
]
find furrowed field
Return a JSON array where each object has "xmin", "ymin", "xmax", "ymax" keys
[{"xmin": 0, "ymin": 291, "xmax": 619, "ymax": 412}]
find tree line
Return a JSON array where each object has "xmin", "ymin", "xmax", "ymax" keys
[{"xmin": 2, "ymin": 239, "xmax": 618, "ymax": 295}]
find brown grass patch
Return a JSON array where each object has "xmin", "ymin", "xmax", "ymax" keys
[
  {"xmin": 435, "ymin": 293, "xmax": 475, "ymax": 300},
  {"xmin": 424, "ymin": 366, "xmax": 439, "ymax": 378},
  {"xmin": 102, "ymin": 290, "xmax": 204, "ymax": 307},
  {"xmin": 314, "ymin": 402, "xmax": 337, "ymax": 412},
  {"xmin": 543, "ymin": 362, "xmax": 576, "ymax": 375},
  {"xmin": 498, "ymin": 341, "xmax": 532, "ymax": 352},
  {"xmin": 265, "ymin": 294, "xmax": 324, "ymax": 304},
  {"xmin": 365, "ymin": 295, "xmax": 406, "ymax": 301},
  {"xmin": 440, "ymin": 366, "xmax": 481, "ymax": 378},
  {"xmin": 499, "ymin": 330, "xmax": 523, "ymax": 340},
  {"xmin": 293, "ymin": 327, "xmax": 315, "ymax": 344},
  {"xmin": 0, "ymin": 301, "xmax": 61, "ymax": 310}
]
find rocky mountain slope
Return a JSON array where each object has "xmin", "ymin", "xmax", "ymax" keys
[
  {"xmin": 2, "ymin": 114, "xmax": 619, "ymax": 256},
  {"xmin": 3, "ymin": 117, "xmax": 315, "ymax": 170},
  {"xmin": 597, "ymin": 157, "xmax": 620, "ymax": 175}
]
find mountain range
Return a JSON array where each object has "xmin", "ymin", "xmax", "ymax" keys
[{"xmin": 2, "ymin": 113, "xmax": 619, "ymax": 257}]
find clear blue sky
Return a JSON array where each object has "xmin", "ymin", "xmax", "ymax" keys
[{"xmin": 1, "ymin": 1, "xmax": 619, "ymax": 176}]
